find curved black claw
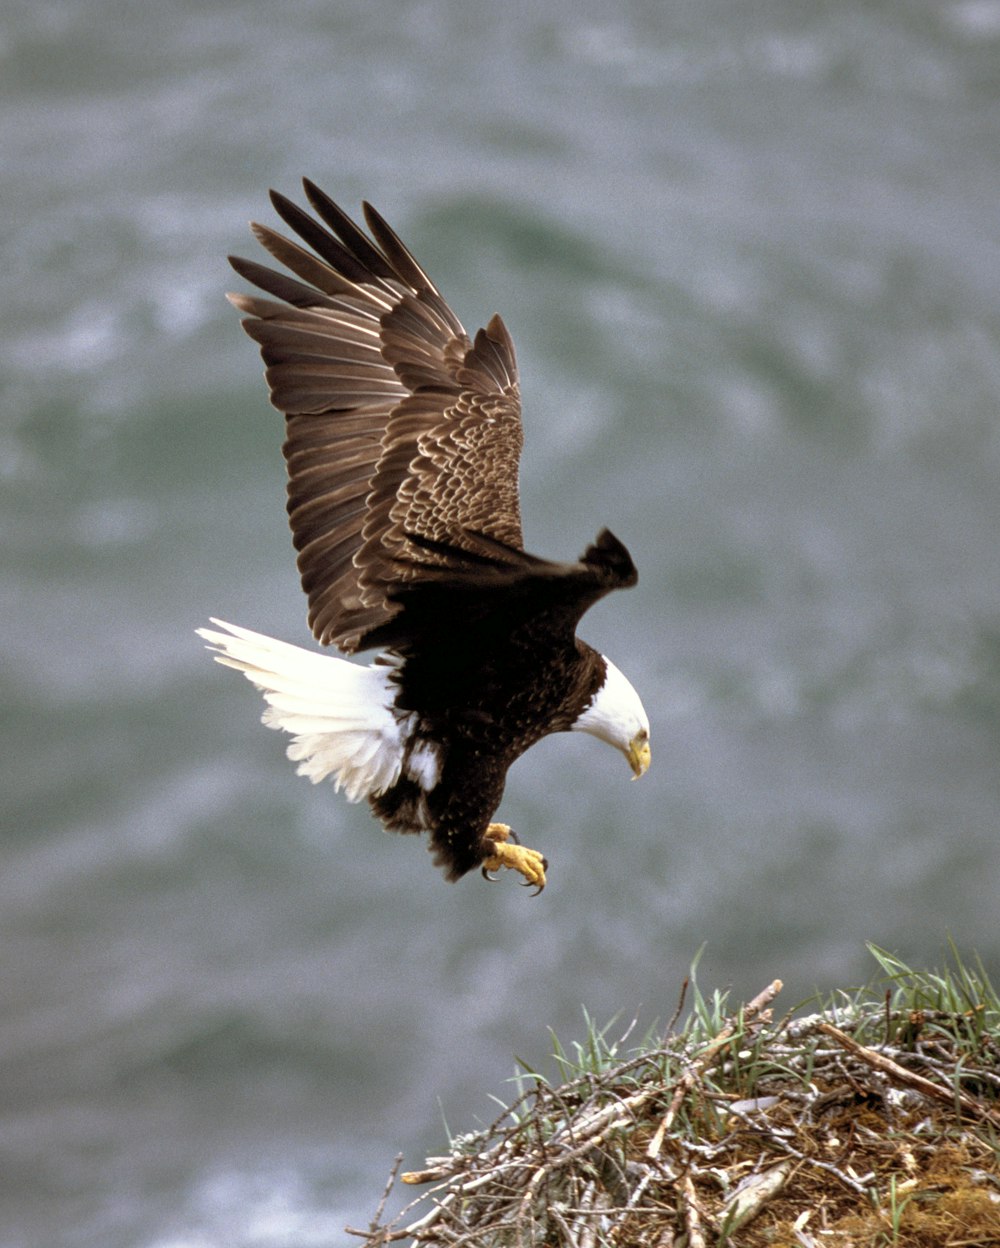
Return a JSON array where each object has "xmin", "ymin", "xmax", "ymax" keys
[
  {"xmin": 481, "ymin": 866, "xmax": 499, "ymax": 883},
  {"xmin": 521, "ymin": 856, "xmax": 549, "ymax": 895}
]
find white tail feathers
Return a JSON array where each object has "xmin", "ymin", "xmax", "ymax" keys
[{"xmin": 197, "ymin": 619, "xmax": 404, "ymax": 801}]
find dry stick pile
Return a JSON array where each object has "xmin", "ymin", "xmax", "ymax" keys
[{"xmin": 347, "ymin": 978, "xmax": 1000, "ymax": 1246}]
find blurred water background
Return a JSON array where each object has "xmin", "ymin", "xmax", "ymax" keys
[{"xmin": 3, "ymin": 0, "xmax": 1000, "ymax": 1243}]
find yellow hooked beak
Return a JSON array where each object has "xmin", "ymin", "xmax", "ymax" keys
[{"xmin": 627, "ymin": 731, "xmax": 651, "ymax": 779}]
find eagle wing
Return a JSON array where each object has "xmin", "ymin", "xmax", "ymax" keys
[
  {"xmin": 363, "ymin": 528, "xmax": 638, "ymax": 658},
  {"xmin": 360, "ymin": 527, "xmax": 639, "ymax": 730},
  {"xmin": 228, "ymin": 180, "xmax": 524, "ymax": 653}
]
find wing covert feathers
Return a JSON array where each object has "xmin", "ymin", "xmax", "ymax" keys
[{"xmin": 229, "ymin": 182, "xmax": 525, "ymax": 652}]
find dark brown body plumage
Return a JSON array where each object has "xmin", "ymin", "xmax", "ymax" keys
[
  {"xmin": 226, "ymin": 183, "xmax": 640, "ymax": 879},
  {"xmin": 368, "ymin": 534, "xmax": 630, "ymax": 877}
]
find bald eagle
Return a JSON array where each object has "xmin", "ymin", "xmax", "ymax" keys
[{"xmin": 198, "ymin": 181, "xmax": 650, "ymax": 890}]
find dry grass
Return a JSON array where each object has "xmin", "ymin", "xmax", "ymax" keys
[{"xmin": 347, "ymin": 946, "xmax": 1000, "ymax": 1247}]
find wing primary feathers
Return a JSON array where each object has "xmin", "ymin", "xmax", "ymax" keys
[
  {"xmin": 268, "ymin": 189, "xmax": 374, "ymax": 284},
  {"xmin": 228, "ymin": 255, "xmax": 340, "ymax": 310},
  {"xmin": 302, "ymin": 180, "xmax": 399, "ymax": 281},
  {"xmin": 249, "ymin": 222, "xmax": 379, "ymax": 302},
  {"xmin": 361, "ymin": 202, "xmax": 437, "ymax": 293},
  {"xmin": 581, "ymin": 528, "xmax": 638, "ymax": 588}
]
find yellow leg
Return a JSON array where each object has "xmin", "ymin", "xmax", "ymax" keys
[{"xmin": 481, "ymin": 822, "xmax": 547, "ymax": 893}]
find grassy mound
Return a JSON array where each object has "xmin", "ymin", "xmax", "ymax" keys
[{"xmin": 348, "ymin": 945, "xmax": 1000, "ymax": 1246}]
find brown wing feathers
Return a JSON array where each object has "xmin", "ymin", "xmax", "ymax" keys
[
  {"xmin": 228, "ymin": 181, "xmax": 525, "ymax": 653},
  {"xmin": 361, "ymin": 526, "xmax": 638, "ymax": 657}
]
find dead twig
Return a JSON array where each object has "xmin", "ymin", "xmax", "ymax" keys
[
  {"xmin": 647, "ymin": 978, "xmax": 784, "ymax": 1159},
  {"xmin": 680, "ymin": 1173, "xmax": 706, "ymax": 1248},
  {"xmin": 818, "ymin": 1022, "xmax": 1000, "ymax": 1125}
]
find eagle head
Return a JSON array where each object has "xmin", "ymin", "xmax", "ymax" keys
[{"xmin": 572, "ymin": 656, "xmax": 651, "ymax": 779}]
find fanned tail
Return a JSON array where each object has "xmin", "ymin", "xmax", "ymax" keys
[{"xmin": 196, "ymin": 619, "xmax": 403, "ymax": 800}]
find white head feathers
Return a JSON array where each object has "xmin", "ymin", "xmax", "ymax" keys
[{"xmin": 571, "ymin": 656, "xmax": 651, "ymax": 777}]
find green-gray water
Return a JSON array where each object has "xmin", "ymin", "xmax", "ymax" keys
[{"xmin": 4, "ymin": 1, "xmax": 1000, "ymax": 1243}]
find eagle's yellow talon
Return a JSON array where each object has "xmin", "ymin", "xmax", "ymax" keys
[{"xmin": 481, "ymin": 823, "xmax": 547, "ymax": 892}]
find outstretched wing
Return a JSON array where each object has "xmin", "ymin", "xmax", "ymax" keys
[
  {"xmin": 363, "ymin": 527, "xmax": 638, "ymax": 658},
  {"xmin": 228, "ymin": 179, "xmax": 524, "ymax": 653},
  {"xmin": 360, "ymin": 526, "xmax": 638, "ymax": 732}
]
